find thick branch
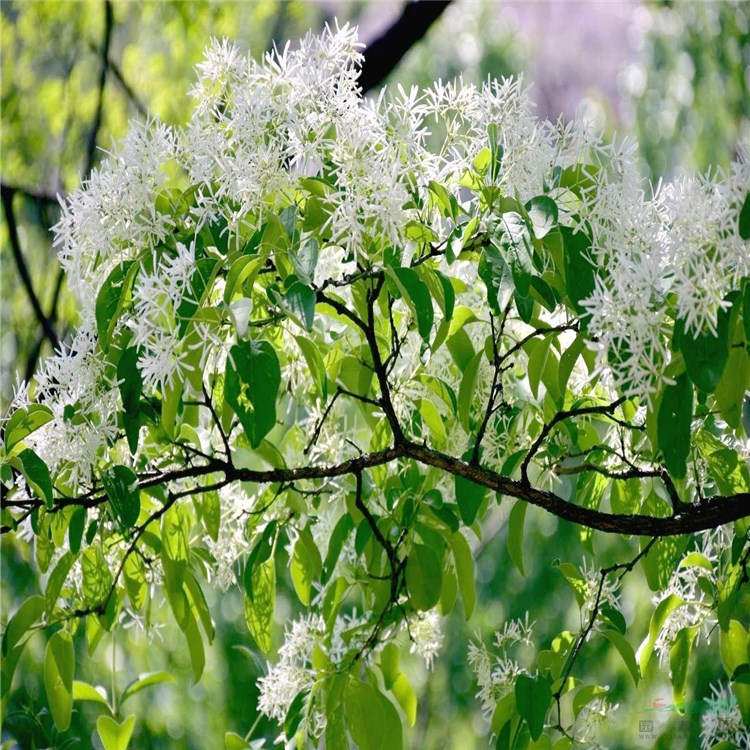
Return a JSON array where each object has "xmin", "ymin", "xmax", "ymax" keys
[
  {"xmin": 1, "ymin": 186, "xmax": 60, "ymax": 352},
  {"xmin": 8, "ymin": 438, "xmax": 747, "ymax": 539},
  {"xmin": 358, "ymin": 1, "xmax": 452, "ymax": 94},
  {"xmin": 401, "ymin": 441, "xmax": 750, "ymax": 537},
  {"xmin": 84, "ymin": 0, "xmax": 114, "ymax": 178},
  {"xmin": 0, "ymin": 181, "xmax": 60, "ymax": 206}
]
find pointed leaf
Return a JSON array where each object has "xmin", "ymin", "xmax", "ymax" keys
[
  {"xmin": 44, "ymin": 630, "xmax": 74, "ymax": 732},
  {"xmin": 515, "ymin": 674, "xmax": 552, "ymax": 741},
  {"xmin": 225, "ymin": 340, "xmax": 281, "ymax": 448},
  {"xmin": 96, "ymin": 714, "xmax": 136, "ymax": 750}
]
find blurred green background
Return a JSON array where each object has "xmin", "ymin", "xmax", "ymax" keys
[{"xmin": 1, "ymin": 2, "xmax": 748, "ymax": 748}]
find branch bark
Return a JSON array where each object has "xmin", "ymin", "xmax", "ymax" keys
[
  {"xmin": 358, "ymin": 0, "xmax": 453, "ymax": 94},
  {"xmin": 1, "ymin": 185, "xmax": 60, "ymax": 352},
  {"xmin": 6, "ymin": 439, "xmax": 749, "ymax": 538}
]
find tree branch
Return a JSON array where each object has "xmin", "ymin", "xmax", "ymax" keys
[
  {"xmin": 401, "ymin": 440, "xmax": 750, "ymax": 536},
  {"xmin": 8, "ymin": 435, "xmax": 749, "ymax": 539},
  {"xmin": 1, "ymin": 185, "xmax": 60, "ymax": 352},
  {"xmin": 358, "ymin": 0, "xmax": 453, "ymax": 95},
  {"xmin": 83, "ymin": 0, "xmax": 114, "ymax": 177}
]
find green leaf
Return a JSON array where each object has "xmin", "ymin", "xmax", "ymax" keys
[
  {"xmin": 525, "ymin": 196, "xmax": 558, "ymax": 239},
  {"xmin": 200, "ymin": 490, "xmax": 221, "ymax": 543},
  {"xmin": 176, "ymin": 258, "xmax": 220, "ymax": 336},
  {"xmin": 4, "ymin": 404, "xmax": 54, "ymax": 453},
  {"xmin": 283, "ymin": 281, "xmax": 316, "ymax": 330},
  {"xmin": 491, "ymin": 692, "xmax": 516, "ymax": 736},
  {"xmin": 82, "ymin": 545, "xmax": 114, "ymax": 608},
  {"xmin": 17, "ymin": 448, "xmax": 53, "ymax": 506},
  {"xmin": 670, "ymin": 626, "xmax": 697, "ymax": 706},
  {"xmin": 123, "ymin": 554, "xmax": 147, "ymax": 611},
  {"xmin": 428, "ymin": 180, "xmax": 458, "ymax": 219},
  {"xmin": 44, "ymin": 630, "xmax": 74, "ymax": 732},
  {"xmin": 185, "ymin": 572, "xmax": 215, "ymax": 644},
  {"xmin": 120, "ymin": 671, "xmax": 175, "ymax": 706},
  {"xmin": 557, "ymin": 335, "xmax": 585, "ymax": 395},
  {"xmin": 322, "ymin": 515, "xmax": 354, "ymax": 584},
  {"xmin": 601, "ymin": 631, "xmax": 639, "ymax": 685},
  {"xmin": 380, "ymin": 643, "xmax": 400, "ymax": 689},
  {"xmin": 478, "ymin": 244, "xmax": 513, "ymax": 315},
  {"xmin": 454, "ymin": 471, "xmax": 487, "ymax": 527},
  {"xmin": 392, "ymin": 673, "xmax": 417, "ymax": 727},
  {"xmin": 720, "ymin": 620, "xmax": 748, "ymax": 677},
  {"xmin": 610, "ymin": 479, "xmax": 640, "ymax": 515},
  {"xmin": 284, "ymin": 688, "xmax": 310, "ymax": 739},
  {"xmin": 457, "ymin": 350, "xmax": 484, "ymax": 432},
  {"xmin": 291, "ymin": 526, "xmax": 322, "ymax": 606},
  {"xmin": 637, "ymin": 593, "xmax": 685, "ymax": 675},
  {"xmin": 715, "ymin": 343, "xmax": 750, "ymax": 430},
  {"xmin": 95, "ymin": 261, "xmax": 136, "ymax": 351},
  {"xmin": 68, "ymin": 507, "xmax": 86, "ymax": 555},
  {"xmin": 162, "ymin": 503, "xmax": 190, "ymax": 563},
  {"xmin": 185, "ymin": 611, "xmax": 205, "ymax": 683},
  {"xmin": 73, "ymin": 681, "xmax": 110, "ymax": 707},
  {"xmin": 641, "ymin": 533, "xmax": 689, "ymax": 592},
  {"xmin": 680, "ymin": 311, "xmax": 729, "ymax": 392},
  {"xmin": 244, "ymin": 559, "xmax": 275, "ymax": 653},
  {"xmin": 225, "ymin": 339, "xmax": 281, "ymax": 449},
  {"xmin": 244, "ymin": 520, "xmax": 278, "ymax": 601},
  {"xmin": 739, "ymin": 192, "xmax": 750, "ymax": 241},
  {"xmin": 96, "ymin": 714, "xmax": 136, "ymax": 750},
  {"xmin": 515, "ymin": 674, "xmax": 552, "ymax": 741},
  {"xmin": 224, "ymin": 255, "xmax": 265, "ymax": 304},
  {"xmin": 657, "ymin": 373, "xmax": 693, "ymax": 479},
  {"xmin": 526, "ymin": 338, "xmax": 553, "ymax": 401},
  {"xmin": 224, "ymin": 732, "xmax": 251, "ymax": 750},
  {"xmin": 488, "ymin": 124, "xmax": 504, "ymax": 181},
  {"xmin": 561, "ymin": 226, "xmax": 595, "ymax": 316},
  {"xmin": 101, "ymin": 465, "xmax": 140, "ymax": 529},
  {"xmin": 450, "ymin": 531, "xmax": 476, "ymax": 619},
  {"xmin": 160, "ymin": 374, "xmax": 182, "ymax": 439},
  {"xmin": 345, "ymin": 680, "xmax": 403, "ymax": 750},
  {"xmin": 294, "ymin": 335, "xmax": 328, "ymax": 401},
  {"xmin": 117, "ymin": 347, "xmax": 143, "ymax": 454},
  {"xmin": 45, "ymin": 551, "xmax": 75, "ymax": 617},
  {"xmin": 405, "ymin": 544, "xmax": 442, "ymax": 611},
  {"xmin": 507, "ymin": 500, "xmax": 527, "ymax": 576},
  {"xmin": 447, "ymin": 328, "xmax": 476, "ymax": 372},
  {"xmin": 555, "ymin": 562, "xmax": 587, "ymax": 607},
  {"xmin": 2, "ymin": 595, "xmax": 44, "ymax": 656},
  {"xmin": 387, "ymin": 267, "xmax": 434, "ymax": 344},
  {"xmin": 419, "ymin": 398, "xmax": 446, "ymax": 446}
]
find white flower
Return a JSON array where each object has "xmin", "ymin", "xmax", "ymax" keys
[
  {"xmin": 469, "ymin": 615, "xmax": 535, "ymax": 723},
  {"xmin": 580, "ymin": 559, "xmax": 620, "ymax": 629},
  {"xmin": 408, "ymin": 609, "xmax": 444, "ymax": 669},
  {"xmin": 700, "ymin": 682, "xmax": 750, "ymax": 750},
  {"xmin": 128, "ymin": 240, "xmax": 210, "ymax": 394},
  {"xmin": 651, "ymin": 528, "xmax": 728, "ymax": 667},
  {"xmin": 53, "ymin": 119, "xmax": 176, "ymax": 312},
  {"xmin": 576, "ymin": 695, "xmax": 619, "ymax": 747},
  {"xmin": 257, "ymin": 614, "xmax": 326, "ymax": 727},
  {"xmin": 28, "ymin": 321, "xmax": 119, "ymax": 488}
]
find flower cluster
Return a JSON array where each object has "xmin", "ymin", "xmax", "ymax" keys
[
  {"xmin": 651, "ymin": 527, "xmax": 728, "ymax": 667},
  {"xmin": 700, "ymin": 682, "xmax": 750, "ymax": 750},
  {"xmin": 583, "ymin": 146, "xmax": 750, "ymax": 401},
  {"xmin": 468, "ymin": 615, "xmax": 534, "ymax": 719}
]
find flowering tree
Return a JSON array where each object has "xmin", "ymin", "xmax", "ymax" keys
[{"xmin": 2, "ymin": 25, "xmax": 750, "ymax": 750}]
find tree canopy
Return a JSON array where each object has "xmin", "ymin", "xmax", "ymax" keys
[{"xmin": 2, "ymin": 22, "xmax": 750, "ymax": 750}]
